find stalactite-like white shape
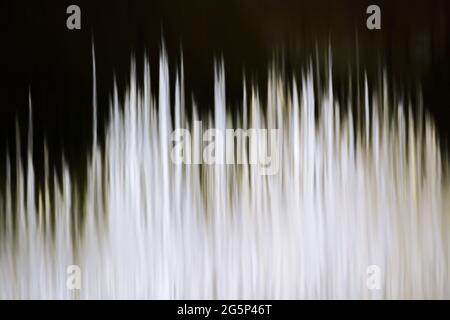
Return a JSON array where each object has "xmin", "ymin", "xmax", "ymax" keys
[{"xmin": 0, "ymin": 51, "xmax": 449, "ymax": 299}]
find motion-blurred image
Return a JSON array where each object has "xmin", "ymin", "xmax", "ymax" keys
[{"xmin": 0, "ymin": 0, "xmax": 449, "ymax": 299}]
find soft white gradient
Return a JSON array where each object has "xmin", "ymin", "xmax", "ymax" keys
[{"xmin": 0, "ymin": 51, "xmax": 449, "ymax": 299}]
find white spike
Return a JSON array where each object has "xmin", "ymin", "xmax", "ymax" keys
[{"xmin": 0, "ymin": 51, "xmax": 449, "ymax": 299}]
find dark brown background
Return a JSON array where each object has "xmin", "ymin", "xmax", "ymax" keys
[{"xmin": 0, "ymin": 0, "xmax": 449, "ymax": 185}]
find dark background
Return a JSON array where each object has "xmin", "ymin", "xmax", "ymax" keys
[{"xmin": 0, "ymin": 0, "xmax": 449, "ymax": 185}]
